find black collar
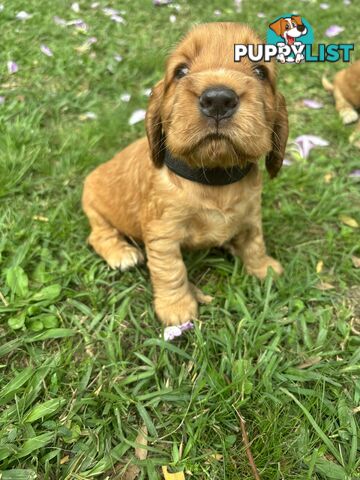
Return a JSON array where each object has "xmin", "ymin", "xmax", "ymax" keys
[{"xmin": 164, "ymin": 149, "xmax": 252, "ymax": 186}]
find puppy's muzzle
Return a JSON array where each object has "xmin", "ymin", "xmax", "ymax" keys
[{"xmin": 199, "ymin": 86, "xmax": 239, "ymax": 120}]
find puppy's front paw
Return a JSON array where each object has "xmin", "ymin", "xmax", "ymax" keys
[
  {"xmin": 340, "ymin": 108, "xmax": 359, "ymax": 125},
  {"xmin": 155, "ymin": 292, "xmax": 198, "ymax": 326},
  {"xmin": 106, "ymin": 245, "xmax": 144, "ymax": 271},
  {"xmin": 246, "ymin": 256, "xmax": 283, "ymax": 280}
]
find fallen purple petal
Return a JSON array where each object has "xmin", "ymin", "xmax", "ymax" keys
[
  {"xmin": 7, "ymin": 61, "xmax": 19, "ymax": 74},
  {"xmin": 349, "ymin": 169, "xmax": 360, "ymax": 178},
  {"xmin": 129, "ymin": 109, "xmax": 146, "ymax": 125},
  {"xmin": 0, "ymin": 96, "xmax": 5, "ymax": 104},
  {"xmin": 103, "ymin": 7, "xmax": 119, "ymax": 16},
  {"xmin": 169, "ymin": 14, "xmax": 176, "ymax": 23},
  {"xmin": 179, "ymin": 321, "xmax": 194, "ymax": 332},
  {"xmin": 53, "ymin": 15, "xmax": 67, "ymax": 26},
  {"xmin": 325, "ymin": 25, "xmax": 344, "ymax": 37},
  {"xmin": 16, "ymin": 11, "xmax": 32, "ymax": 20},
  {"xmin": 114, "ymin": 54, "xmax": 123, "ymax": 62},
  {"xmin": 111, "ymin": 14, "xmax": 125, "ymax": 23},
  {"xmin": 257, "ymin": 12, "xmax": 266, "ymax": 18},
  {"xmin": 320, "ymin": 2, "xmax": 329, "ymax": 9},
  {"xmin": 40, "ymin": 44, "xmax": 53, "ymax": 57},
  {"xmin": 153, "ymin": 0, "xmax": 172, "ymax": 5},
  {"xmin": 294, "ymin": 135, "xmax": 329, "ymax": 159},
  {"xmin": 303, "ymin": 99, "xmax": 324, "ymax": 109},
  {"xmin": 164, "ymin": 322, "xmax": 194, "ymax": 341},
  {"xmin": 67, "ymin": 19, "xmax": 88, "ymax": 30},
  {"xmin": 164, "ymin": 326, "xmax": 182, "ymax": 341},
  {"xmin": 71, "ymin": 2, "xmax": 80, "ymax": 12},
  {"xmin": 283, "ymin": 158, "xmax": 293, "ymax": 166},
  {"xmin": 120, "ymin": 93, "xmax": 131, "ymax": 102}
]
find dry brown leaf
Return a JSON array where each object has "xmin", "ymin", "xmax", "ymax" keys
[
  {"xmin": 316, "ymin": 281, "xmax": 335, "ymax": 291},
  {"xmin": 122, "ymin": 464, "xmax": 140, "ymax": 480},
  {"xmin": 324, "ymin": 172, "xmax": 334, "ymax": 183},
  {"xmin": 297, "ymin": 357, "xmax": 321, "ymax": 369},
  {"xmin": 211, "ymin": 453, "xmax": 223, "ymax": 461},
  {"xmin": 32, "ymin": 215, "xmax": 49, "ymax": 222},
  {"xmin": 340, "ymin": 215, "xmax": 359, "ymax": 228},
  {"xmin": 316, "ymin": 260, "xmax": 324, "ymax": 273},
  {"xmin": 135, "ymin": 424, "xmax": 148, "ymax": 461},
  {"xmin": 162, "ymin": 466, "xmax": 185, "ymax": 480},
  {"xmin": 351, "ymin": 256, "xmax": 360, "ymax": 268}
]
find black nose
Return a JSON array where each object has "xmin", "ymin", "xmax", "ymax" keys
[
  {"xmin": 199, "ymin": 87, "xmax": 239, "ymax": 120},
  {"xmin": 297, "ymin": 24, "xmax": 305, "ymax": 32}
]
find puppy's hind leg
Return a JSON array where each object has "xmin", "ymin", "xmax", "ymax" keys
[
  {"xmin": 333, "ymin": 87, "xmax": 359, "ymax": 125},
  {"xmin": 230, "ymin": 223, "xmax": 283, "ymax": 281},
  {"xmin": 84, "ymin": 205, "xmax": 144, "ymax": 271}
]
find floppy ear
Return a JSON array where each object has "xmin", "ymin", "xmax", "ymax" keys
[
  {"xmin": 269, "ymin": 19, "xmax": 283, "ymax": 37},
  {"xmin": 291, "ymin": 15, "xmax": 302, "ymax": 26},
  {"xmin": 145, "ymin": 79, "xmax": 165, "ymax": 167},
  {"xmin": 266, "ymin": 93, "xmax": 289, "ymax": 178}
]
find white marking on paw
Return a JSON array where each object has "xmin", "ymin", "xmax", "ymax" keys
[
  {"xmin": 107, "ymin": 247, "xmax": 144, "ymax": 271},
  {"xmin": 341, "ymin": 109, "xmax": 359, "ymax": 125}
]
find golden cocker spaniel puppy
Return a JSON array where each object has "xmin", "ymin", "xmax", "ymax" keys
[{"xmin": 82, "ymin": 23, "xmax": 289, "ymax": 326}]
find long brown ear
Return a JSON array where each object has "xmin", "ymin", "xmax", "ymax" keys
[
  {"xmin": 291, "ymin": 15, "xmax": 302, "ymax": 26},
  {"xmin": 266, "ymin": 93, "xmax": 289, "ymax": 178},
  {"xmin": 269, "ymin": 18, "xmax": 283, "ymax": 37},
  {"xmin": 145, "ymin": 79, "xmax": 165, "ymax": 167}
]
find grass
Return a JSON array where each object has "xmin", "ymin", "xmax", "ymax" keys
[{"xmin": 0, "ymin": 0, "xmax": 359, "ymax": 478}]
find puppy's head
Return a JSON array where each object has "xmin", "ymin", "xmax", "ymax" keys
[{"xmin": 146, "ymin": 22, "xmax": 288, "ymax": 177}]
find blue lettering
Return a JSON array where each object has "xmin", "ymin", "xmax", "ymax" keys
[
  {"xmin": 326, "ymin": 44, "xmax": 340, "ymax": 62},
  {"xmin": 305, "ymin": 44, "xmax": 318, "ymax": 62},
  {"xmin": 339, "ymin": 44, "xmax": 354, "ymax": 62}
]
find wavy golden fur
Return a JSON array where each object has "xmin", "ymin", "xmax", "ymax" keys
[{"xmin": 82, "ymin": 23, "xmax": 289, "ymax": 325}]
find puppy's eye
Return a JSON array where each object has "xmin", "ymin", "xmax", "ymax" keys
[
  {"xmin": 174, "ymin": 64, "xmax": 189, "ymax": 80},
  {"xmin": 254, "ymin": 65, "xmax": 267, "ymax": 80},
  {"xmin": 285, "ymin": 24, "xmax": 290, "ymax": 30}
]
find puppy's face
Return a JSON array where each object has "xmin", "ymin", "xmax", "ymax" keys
[{"xmin": 146, "ymin": 23, "xmax": 288, "ymax": 177}]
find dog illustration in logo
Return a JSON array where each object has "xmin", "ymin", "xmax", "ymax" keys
[{"xmin": 269, "ymin": 15, "xmax": 308, "ymax": 63}]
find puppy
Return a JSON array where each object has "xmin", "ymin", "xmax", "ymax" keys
[
  {"xmin": 322, "ymin": 60, "xmax": 360, "ymax": 126},
  {"xmin": 82, "ymin": 23, "xmax": 288, "ymax": 326}
]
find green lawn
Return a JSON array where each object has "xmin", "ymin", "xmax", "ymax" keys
[{"xmin": 0, "ymin": 0, "xmax": 359, "ymax": 479}]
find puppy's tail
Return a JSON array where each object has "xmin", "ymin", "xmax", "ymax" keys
[{"xmin": 322, "ymin": 75, "xmax": 334, "ymax": 92}]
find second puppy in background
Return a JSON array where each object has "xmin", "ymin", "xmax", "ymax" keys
[{"xmin": 322, "ymin": 60, "xmax": 360, "ymax": 147}]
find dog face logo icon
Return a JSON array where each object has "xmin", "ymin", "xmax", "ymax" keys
[
  {"xmin": 269, "ymin": 15, "xmax": 307, "ymax": 46},
  {"xmin": 267, "ymin": 14, "xmax": 314, "ymax": 63}
]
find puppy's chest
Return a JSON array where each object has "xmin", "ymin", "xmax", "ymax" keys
[{"xmin": 183, "ymin": 200, "xmax": 249, "ymax": 248}]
